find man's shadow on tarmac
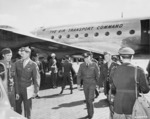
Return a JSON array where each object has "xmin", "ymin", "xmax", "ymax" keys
[
  {"xmin": 78, "ymin": 99, "xmax": 109, "ymax": 119},
  {"xmin": 39, "ymin": 93, "xmax": 70, "ymax": 99},
  {"xmin": 52, "ymin": 100, "xmax": 84, "ymax": 109},
  {"xmin": 94, "ymin": 98, "xmax": 109, "ymax": 108}
]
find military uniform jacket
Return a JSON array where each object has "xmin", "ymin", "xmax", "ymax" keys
[
  {"xmin": 99, "ymin": 62, "xmax": 118, "ymax": 86},
  {"xmin": 77, "ymin": 62, "xmax": 100, "ymax": 85},
  {"xmin": 111, "ymin": 63, "xmax": 149, "ymax": 114},
  {"xmin": 0, "ymin": 60, "xmax": 15, "ymax": 93},
  {"xmin": 62, "ymin": 60, "xmax": 75, "ymax": 76},
  {"xmin": 14, "ymin": 59, "xmax": 40, "ymax": 94}
]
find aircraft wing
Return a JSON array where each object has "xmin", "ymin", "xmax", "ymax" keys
[{"xmin": 0, "ymin": 28, "xmax": 100, "ymax": 58}]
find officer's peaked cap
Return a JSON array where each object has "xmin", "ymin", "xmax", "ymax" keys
[
  {"xmin": 118, "ymin": 47, "xmax": 135, "ymax": 55},
  {"xmin": 20, "ymin": 46, "xmax": 31, "ymax": 53},
  {"xmin": 83, "ymin": 52, "xmax": 92, "ymax": 58}
]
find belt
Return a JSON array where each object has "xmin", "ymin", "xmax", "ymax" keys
[{"xmin": 117, "ymin": 89, "xmax": 135, "ymax": 93}]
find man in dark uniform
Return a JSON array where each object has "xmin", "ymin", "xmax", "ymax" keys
[
  {"xmin": 0, "ymin": 48, "xmax": 16, "ymax": 110},
  {"xmin": 90, "ymin": 52, "xmax": 99, "ymax": 98},
  {"xmin": 110, "ymin": 47, "xmax": 149, "ymax": 119},
  {"xmin": 77, "ymin": 52, "xmax": 100, "ymax": 119},
  {"xmin": 99, "ymin": 52, "xmax": 119, "ymax": 98},
  {"xmin": 60, "ymin": 55, "xmax": 75, "ymax": 94},
  {"xmin": 14, "ymin": 47, "xmax": 40, "ymax": 119}
]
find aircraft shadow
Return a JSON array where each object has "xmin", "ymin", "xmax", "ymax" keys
[
  {"xmin": 94, "ymin": 99, "xmax": 109, "ymax": 108},
  {"xmin": 52, "ymin": 100, "xmax": 84, "ymax": 109}
]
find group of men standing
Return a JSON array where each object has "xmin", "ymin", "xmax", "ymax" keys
[
  {"xmin": 0, "ymin": 46, "xmax": 149, "ymax": 119},
  {"xmin": 77, "ymin": 47, "xmax": 149, "ymax": 119},
  {"xmin": 0, "ymin": 47, "xmax": 40, "ymax": 119}
]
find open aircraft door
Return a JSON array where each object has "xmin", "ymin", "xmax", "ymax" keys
[{"xmin": 141, "ymin": 19, "xmax": 150, "ymax": 54}]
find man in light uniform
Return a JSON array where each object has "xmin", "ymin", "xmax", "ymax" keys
[{"xmin": 14, "ymin": 46, "xmax": 40, "ymax": 119}]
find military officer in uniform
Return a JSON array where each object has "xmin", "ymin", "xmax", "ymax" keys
[
  {"xmin": 77, "ymin": 52, "xmax": 100, "ymax": 119},
  {"xmin": 99, "ymin": 51, "xmax": 119, "ymax": 98},
  {"xmin": 14, "ymin": 46, "xmax": 40, "ymax": 119},
  {"xmin": 110, "ymin": 47, "xmax": 149, "ymax": 119},
  {"xmin": 60, "ymin": 55, "xmax": 75, "ymax": 94},
  {"xmin": 0, "ymin": 48, "xmax": 16, "ymax": 110}
]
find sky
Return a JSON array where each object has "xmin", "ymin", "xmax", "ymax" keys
[{"xmin": 0, "ymin": 0, "xmax": 150, "ymax": 32}]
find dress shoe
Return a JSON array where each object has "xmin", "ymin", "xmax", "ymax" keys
[
  {"xmin": 60, "ymin": 90, "xmax": 63, "ymax": 94},
  {"xmin": 70, "ymin": 90, "xmax": 73, "ymax": 94},
  {"xmin": 84, "ymin": 115, "xmax": 93, "ymax": 119},
  {"xmin": 35, "ymin": 95, "xmax": 40, "ymax": 99}
]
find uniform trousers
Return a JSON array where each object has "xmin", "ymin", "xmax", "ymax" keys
[
  {"xmin": 113, "ymin": 112, "xmax": 132, "ymax": 119},
  {"xmin": 16, "ymin": 86, "xmax": 32, "ymax": 119},
  {"xmin": 8, "ymin": 86, "xmax": 16, "ymax": 111},
  {"xmin": 104, "ymin": 80, "xmax": 110, "ymax": 95},
  {"xmin": 61, "ymin": 73, "xmax": 73, "ymax": 90},
  {"xmin": 83, "ymin": 83, "xmax": 96, "ymax": 117},
  {"xmin": 51, "ymin": 72, "xmax": 57, "ymax": 87}
]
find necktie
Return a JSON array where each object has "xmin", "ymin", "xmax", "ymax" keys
[
  {"xmin": 23, "ymin": 60, "xmax": 26, "ymax": 68},
  {"xmin": 86, "ymin": 63, "xmax": 89, "ymax": 67}
]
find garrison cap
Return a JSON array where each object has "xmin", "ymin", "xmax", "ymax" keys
[
  {"xmin": 1, "ymin": 48, "xmax": 12, "ymax": 55},
  {"xmin": 118, "ymin": 47, "xmax": 135, "ymax": 55}
]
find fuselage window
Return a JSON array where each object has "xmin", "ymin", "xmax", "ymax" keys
[
  {"xmin": 75, "ymin": 34, "xmax": 79, "ymax": 38},
  {"xmin": 105, "ymin": 32, "xmax": 109, "ymax": 36},
  {"xmin": 84, "ymin": 33, "xmax": 88, "ymax": 37},
  {"xmin": 51, "ymin": 36, "xmax": 54, "ymax": 39},
  {"xmin": 117, "ymin": 31, "xmax": 122, "ymax": 35},
  {"xmin": 58, "ymin": 35, "xmax": 62, "ymax": 39},
  {"xmin": 67, "ymin": 34, "xmax": 70, "ymax": 38},
  {"xmin": 129, "ymin": 30, "xmax": 135, "ymax": 35},
  {"xmin": 94, "ymin": 32, "xmax": 99, "ymax": 37},
  {"xmin": 42, "ymin": 29, "xmax": 46, "ymax": 31}
]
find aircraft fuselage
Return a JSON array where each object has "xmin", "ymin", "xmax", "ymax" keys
[{"xmin": 34, "ymin": 18, "xmax": 150, "ymax": 55}]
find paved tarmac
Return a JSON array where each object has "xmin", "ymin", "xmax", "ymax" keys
[
  {"xmin": 31, "ymin": 86, "xmax": 110, "ymax": 119},
  {"xmin": 30, "ymin": 84, "xmax": 150, "ymax": 119}
]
